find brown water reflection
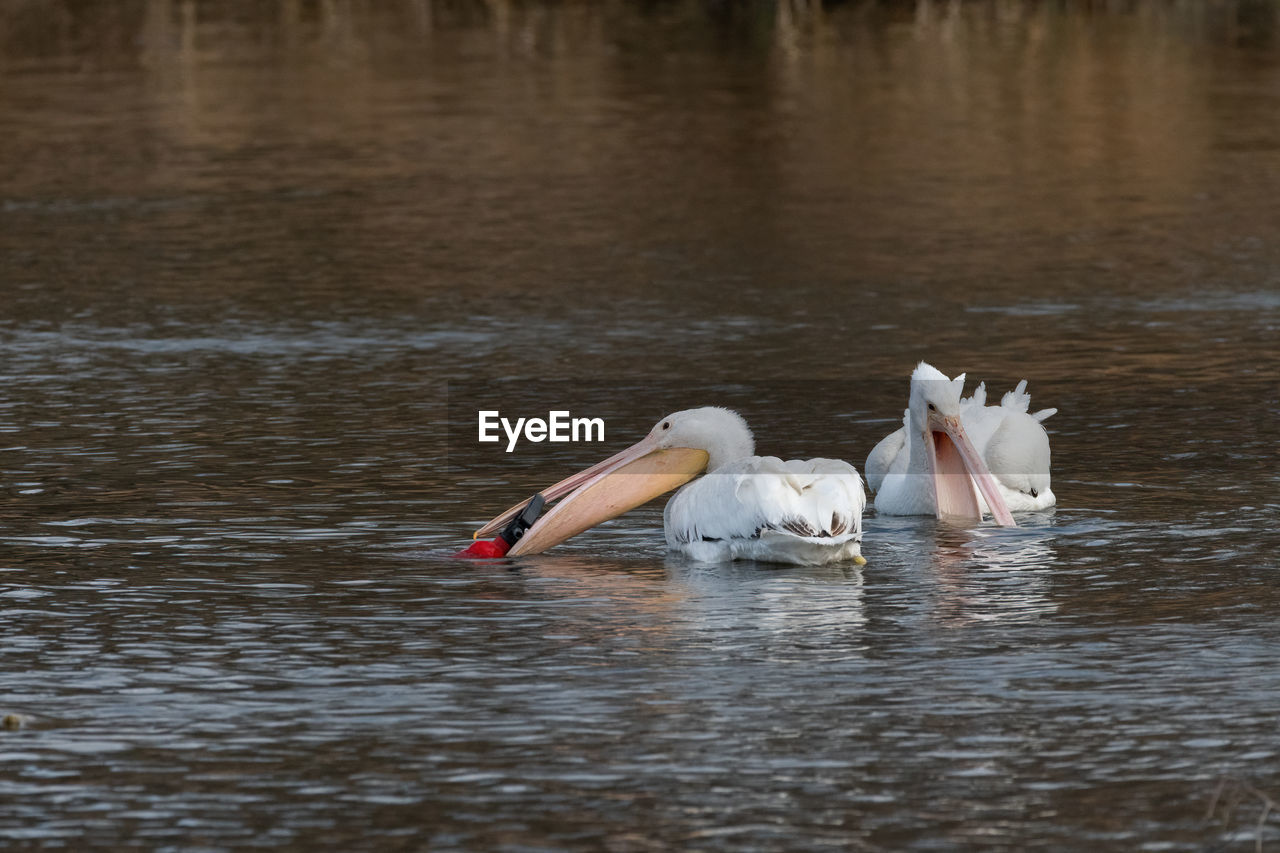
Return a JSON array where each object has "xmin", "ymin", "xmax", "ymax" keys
[{"xmin": 2, "ymin": 1, "xmax": 1279, "ymax": 850}]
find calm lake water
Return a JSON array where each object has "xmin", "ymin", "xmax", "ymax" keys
[{"xmin": 2, "ymin": 1, "xmax": 1278, "ymax": 849}]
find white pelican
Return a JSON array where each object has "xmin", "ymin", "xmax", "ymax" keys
[
  {"xmin": 471, "ymin": 407, "xmax": 866, "ymax": 566},
  {"xmin": 865, "ymin": 363, "xmax": 1057, "ymax": 525}
]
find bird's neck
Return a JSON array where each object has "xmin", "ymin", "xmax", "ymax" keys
[
  {"xmin": 706, "ymin": 434, "xmax": 753, "ymax": 473},
  {"xmin": 905, "ymin": 414, "xmax": 930, "ymax": 474}
]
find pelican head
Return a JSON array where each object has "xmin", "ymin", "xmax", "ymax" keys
[
  {"xmin": 908, "ymin": 361, "xmax": 966, "ymax": 424},
  {"xmin": 474, "ymin": 407, "xmax": 752, "ymax": 555},
  {"xmin": 651, "ymin": 407, "xmax": 754, "ymax": 472},
  {"xmin": 907, "ymin": 362, "xmax": 1016, "ymax": 527}
]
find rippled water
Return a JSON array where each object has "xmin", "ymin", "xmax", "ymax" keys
[{"xmin": 2, "ymin": 1, "xmax": 1278, "ymax": 849}]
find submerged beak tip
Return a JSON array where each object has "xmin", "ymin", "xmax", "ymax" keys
[{"xmin": 853, "ymin": 555, "xmax": 868, "ymax": 566}]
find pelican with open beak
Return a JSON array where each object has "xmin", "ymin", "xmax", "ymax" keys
[
  {"xmin": 864, "ymin": 362, "xmax": 1057, "ymax": 525},
  {"xmin": 470, "ymin": 407, "xmax": 867, "ymax": 566}
]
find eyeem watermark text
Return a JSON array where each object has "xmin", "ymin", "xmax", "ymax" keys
[{"xmin": 478, "ymin": 410, "xmax": 606, "ymax": 452}]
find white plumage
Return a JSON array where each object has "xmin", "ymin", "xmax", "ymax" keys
[
  {"xmin": 963, "ymin": 380, "xmax": 1057, "ymax": 511},
  {"xmin": 866, "ymin": 363, "xmax": 1057, "ymax": 519},
  {"xmin": 473, "ymin": 406, "xmax": 867, "ymax": 565},
  {"xmin": 664, "ymin": 455, "xmax": 866, "ymax": 565}
]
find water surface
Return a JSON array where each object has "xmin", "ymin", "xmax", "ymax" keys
[{"xmin": 2, "ymin": 1, "xmax": 1278, "ymax": 849}]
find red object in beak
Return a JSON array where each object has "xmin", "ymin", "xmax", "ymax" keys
[
  {"xmin": 453, "ymin": 537, "xmax": 511, "ymax": 559},
  {"xmin": 453, "ymin": 494, "xmax": 546, "ymax": 559}
]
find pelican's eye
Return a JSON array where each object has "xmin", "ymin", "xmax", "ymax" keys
[
  {"xmin": 662, "ymin": 421, "xmax": 671, "ymax": 430},
  {"xmin": 927, "ymin": 403, "xmax": 936, "ymax": 412}
]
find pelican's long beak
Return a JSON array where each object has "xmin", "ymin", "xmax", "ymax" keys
[
  {"xmin": 474, "ymin": 436, "xmax": 710, "ymax": 556},
  {"xmin": 926, "ymin": 413, "xmax": 1016, "ymax": 527}
]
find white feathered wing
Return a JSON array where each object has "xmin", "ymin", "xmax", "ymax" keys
[{"xmin": 664, "ymin": 456, "xmax": 866, "ymax": 566}]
